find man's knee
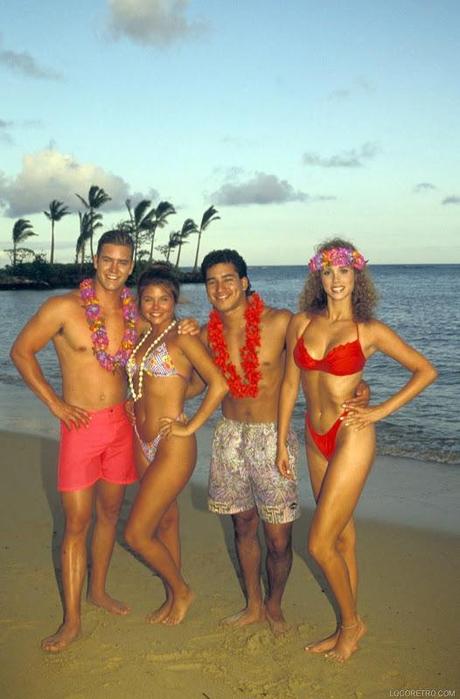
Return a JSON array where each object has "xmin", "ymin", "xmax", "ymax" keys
[
  {"xmin": 265, "ymin": 525, "xmax": 292, "ymax": 559},
  {"xmin": 97, "ymin": 501, "xmax": 121, "ymax": 526},
  {"xmin": 232, "ymin": 509, "xmax": 259, "ymax": 540},
  {"xmin": 96, "ymin": 492, "xmax": 123, "ymax": 526},
  {"xmin": 64, "ymin": 510, "xmax": 92, "ymax": 538}
]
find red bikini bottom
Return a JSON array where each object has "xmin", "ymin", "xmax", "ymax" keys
[{"xmin": 306, "ymin": 413, "xmax": 346, "ymax": 460}]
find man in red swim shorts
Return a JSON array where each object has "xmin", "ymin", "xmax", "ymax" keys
[{"xmin": 11, "ymin": 229, "xmax": 138, "ymax": 652}]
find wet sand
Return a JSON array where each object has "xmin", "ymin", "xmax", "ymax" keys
[{"xmin": 0, "ymin": 428, "xmax": 458, "ymax": 699}]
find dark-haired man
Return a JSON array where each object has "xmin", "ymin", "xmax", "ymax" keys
[
  {"xmin": 11, "ymin": 230, "xmax": 140, "ymax": 652},
  {"xmin": 198, "ymin": 249, "xmax": 299, "ymax": 634}
]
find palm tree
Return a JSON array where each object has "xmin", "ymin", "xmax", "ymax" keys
[
  {"xmin": 12, "ymin": 219, "xmax": 36, "ymax": 269},
  {"xmin": 75, "ymin": 185, "xmax": 111, "ymax": 258},
  {"xmin": 75, "ymin": 210, "xmax": 102, "ymax": 267},
  {"xmin": 175, "ymin": 218, "xmax": 198, "ymax": 268},
  {"xmin": 44, "ymin": 199, "xmax": 70, "ymax": 265},
  {"xmin": 124, "ymin": 198, "xmax": 155, "ymax": 264},
  {"xmin": 145, "ymin": 201, "xmax": 176, "ymax": 262},
  {"xmin": 192, "ymin": 205, "xmax": 220, "ymax": 271},
  {"xmin": 164, "ymin": 231, "xmax": 180, "ymax": 263}
]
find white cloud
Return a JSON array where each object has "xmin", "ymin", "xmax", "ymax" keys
[
  {"xmin": 303, "ymin": 142, "xmax": 379, "ymax": 168},
  {"xmin": 107, "ymin": 0, "xmax": 206, "ymax": 46},
  {"xmin": 0, "ymin": 148, "xmax": 131, "ymax": 217},
  {"xmin": 211, "ymin": 172, "xmax": 308, "ymax": 206}
]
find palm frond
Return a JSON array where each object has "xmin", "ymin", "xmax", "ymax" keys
[
  {"xmin": 134, "ymin": 199, "xmax": 152, "ymax": 225},
  {"xmin": 45, "ymin": 199, "xmax": 70, "ymax": 221},
  {"xmin": 12, "ymin": 218, "xmax": 36, "ymax": 244},
  {"xmin": 75, "ymin": 193, "xmax": 89, "ymax": 208},
  {"xmin": 200, "ymin": 205, "xmax": 220, "ymax": 231},
  {"xmin": 156, "ymin": 200, "xmax": 176, "ymax": 223},
  {"xmin": 181, "ymin": 218, "xmax": 198, "ymax": 237},
  {"xmin": 168, "ymin": 231, "xmax": 181, "ymax": 248},
  {"xmin": 88, "ymin": 185, "xmax": 111, "ymax": 209}
]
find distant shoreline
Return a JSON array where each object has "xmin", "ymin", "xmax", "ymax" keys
[
  {"xmin": 0, "ymin": 265, "xmax": 203, "ymax": 291},
  {"xmin": 1, "ymin": 262, "xmax": 459, "ymax": 291}
]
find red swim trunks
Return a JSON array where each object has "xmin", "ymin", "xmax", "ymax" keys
[{"xmin": 57, "ymin": 402, "xmax": 137, "ymax": 492}]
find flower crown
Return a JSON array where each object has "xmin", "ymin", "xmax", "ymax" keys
[{"xmin": 308, "ymin": 246, "xmax": 367, "ymax": 272}]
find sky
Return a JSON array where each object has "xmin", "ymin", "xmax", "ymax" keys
[{"xmin": 1, "ymin": 0, "xmax": 459, "ymax": 266}]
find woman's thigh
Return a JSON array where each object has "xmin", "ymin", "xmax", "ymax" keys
[
  {"xmin": 128, "ymin": 435, "xmax": 197, "ymax": 532},
  {"xmin": 312, "ymin": 425, "xmax": 375, "ymax": 538},
  {"xmin": 134, "ymin": 438, "xmax": 149, "ymax": 479},
  {"xmin": 306, "ymin": 441, "xmax": 328, "ymax": 501}
]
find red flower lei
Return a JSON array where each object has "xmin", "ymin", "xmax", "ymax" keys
[{"xmin": 207, "ymin": 293, "xmax": 264, "ymax": 398}]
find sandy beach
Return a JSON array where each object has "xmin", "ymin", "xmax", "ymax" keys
[{"xmin": 0, "ymin": 427, "xmax": 459, "ymax": 699}]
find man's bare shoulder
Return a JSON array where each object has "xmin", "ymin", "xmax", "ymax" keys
[
  {"xmin": 12, "ymin": 290, "xmax": 83, "ymax": 349},
  {"xmin": 39, "ymin": 290, "xmax": 81, "ymax": 315},
  {"xmin": 263, "ymin": 305, "xmax": 292, "ymax": 329}
]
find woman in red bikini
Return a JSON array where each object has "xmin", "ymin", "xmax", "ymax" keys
[
  {"xmin": 276, "ymin": 238, "xmax": 437, "ymax": 661},
  {"xmin": 124, "ymin": 265, "xmax": 227, "ymax": 625}
]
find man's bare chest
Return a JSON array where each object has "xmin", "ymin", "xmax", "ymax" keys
[
  {"xmin": 56, "ymin": 308, "xmax": 126, "ymax": 355},
  {"xmin": 223, "ymin": 326, "xmax": 283, "ymax": 369}
]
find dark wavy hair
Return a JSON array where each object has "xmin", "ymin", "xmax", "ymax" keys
[
  {"xmin": 137, "ymin": 263, "xmax": 180, "ymax": 304},
  {"xmin": 299, "ymin": 238, "xmax": 378, "ymax": 321},
  {"xmin": 201, "ymin": 248, "xmax": 252, "ymax": 296}
]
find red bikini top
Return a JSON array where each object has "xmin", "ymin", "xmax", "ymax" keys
[{"xmin": 294, "ymin": 325, "xmax": 366, "ymax": 376}]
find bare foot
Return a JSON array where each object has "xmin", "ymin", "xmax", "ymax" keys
[
  {"xmin": 325, "ymin": 617, "xmax": 367, "ymax": 662},
  {"xmin": 162, "ymin": 588, "xmax": 195, "ymax": 626},
  {"xmin": 304, "ymin": 628, "xmax": 340, "ymax": 654},
  {"xmin": 265, "ymin": 604, "xmax": 291, "ymax": 637},
  {"xmin": 41, "ymin": 622, "xmax": 81, "ymax": 653},
  {"xmin": 146, "ymin": 596, "xmax": 173, "ymax": 624},
  {"xmin": 220, "ymin": 606, "xmax": 266, "ymax": 628},
  {"xmin": 87, "ymin": 592, "xmax": 131, "ymax": 616}
]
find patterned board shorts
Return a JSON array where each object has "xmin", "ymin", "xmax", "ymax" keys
[{"xmin": 208, "ymin": 417, "xmax": 299, "ymax": 524}]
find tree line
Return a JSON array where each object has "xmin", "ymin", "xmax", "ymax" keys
[{"xmin": 5, "ymin": 184, "xmax": 220, "ymax": 272}]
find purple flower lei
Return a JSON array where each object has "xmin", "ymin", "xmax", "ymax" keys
[
  {"xmin": 80, "ymin": 278, "xmax": 138, "ymax": 372},
  {"xmin": 308, "ymin": 247, "xmax": 367, "ymax": 272}
]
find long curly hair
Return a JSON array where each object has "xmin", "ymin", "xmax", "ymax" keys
[{"xmin": 299, "ymin": 238, "xmax": 378, "ymax": 321}]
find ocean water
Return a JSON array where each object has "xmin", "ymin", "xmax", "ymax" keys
[{"xmin": 0, "ymin": 265, "xmax": 458, "ymax": 465}]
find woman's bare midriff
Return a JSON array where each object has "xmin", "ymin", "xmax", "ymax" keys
[
  {"xmin": 134, "ymin": 375, "xmax": 187, "ymax": 442},
  {"xmin": 302, "ymin": 371, "xmax": 363, "ymax": 432}
]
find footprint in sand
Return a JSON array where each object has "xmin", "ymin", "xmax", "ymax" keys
[{"xmin": 245, "ymin": 631, "xmax": 273, "ymax": 653}]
